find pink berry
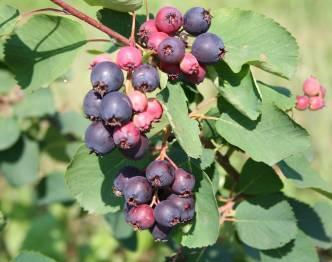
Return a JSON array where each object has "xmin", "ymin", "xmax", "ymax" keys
[
  {"xmin": 319, "ymin": 85, "xmax": 326, "ymax": 98},
  {"xmin": 89, "ymin": 54, "xmax": 112, "ymax": 69},
  {"xmin": 309, "ymin": 96, "xmax": 325, "ymax": 111},
  {"xmin": 295, "ymin": 95, "xmax": 310, "ymax": 111},
  {"xmin": 159, "ymin": 61, "xmax": 181, "ymax": 80},
  {"xmin": 180, "ymin": 53, "xmax": 199, "ymax": 75},
  {"xmin": 146, "ymin": 99, "xmax": 163, "ymax": 121},
  {"xmin": 147, "ymin": 32, "xmax": 169, "ymax": 52},
  {"xmin": 116, "ymin": 46, "xmax": 142, "ymax": 71},
  {"xmin": 133, "ymin": 113, "xmax": 153, "ymax": 132},
  {"xmin": 156, "ymin": 7, "xmax": 183, "ymax": 34},
  {"xmin": 184, "ymin": 64, "xmax": 206, "ymax": 84},
  {"xmin": 139, "ymin": 19, "xmax": 159, "ymax": 42},
  {"xmin": 128, "ymin": 91, "xmax": 148, "ymax": 113},
  {"xmin": 113, "ymin": 122, "xmax": 141, "ymax": 149},
  {"xmin": 303, "ymin": 76, "xmax": 321, "ymax": 97}
]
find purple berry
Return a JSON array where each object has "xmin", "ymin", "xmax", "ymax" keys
[
  {"xmin": 183, "ymin": 7, "xmax": 211, "ymax": 36},
  {"xmin": 113, "ymin": 166, "xmax": 143, "ymax": 197},
  {"xmin": 159, "ymin": 61, "xmax": 181, "ymax": 80},
  {"xmin": 90, "ymin": 61, "xmax": 124, "ymax": 96},
  {"xmin": 84, "ymin": 121, "xmax": 115, "ymax": 155},
  {"xmin": 168, "ymin": 194, "xmax": 195, "ymax": 222},
  {"xmin": 147, "ymin": 32, "xmax": 169, "ymax": 52},
  {"xmin": 146, "ymin": 160, "xmax": 175, "ymax": 187},
  {"xmin": 124, "ymin": 176, "xmax": 153, "ymax": 206},
  {"xmin": 154, "ymin": 200, "xmax": 181, "ymax": 227},
  {"xmin": 113, "ymin": 122, "xmax": 141, "ymax": 149},
  {"xmin": 151, "ymin": 223, "xmax": 171, "ymax": 241},
  {"xmin": 157, "ymin": 37, "xmax": 185, "ymax": 64},
  {"xmin": 120, "ymin": 135, "xmax": 149, "ymax": 160},
  {"xmin": 171, "ymin": 168, "xmax": 195, "ymax": 196},
  {"xmin": 155, "ymin": 7, "xmax": 183, "ymax": 34},
  {"xmin": 126, "ymin": 204, "xmax": 155, "ymax": 230},
  {"xmin": 132, "ymin": 64, "xmax": 160, "ymax": 92},
  {"xmin": 100, "ymin": 92, "xmax": 133, "ymax": 126},
  {"xmin": 83, "ymin": 90, "xmax": 102, "ymax": 121},
  {"xmin": 192, "ymin": 33, "xmax": 225, "ymax": 64}
]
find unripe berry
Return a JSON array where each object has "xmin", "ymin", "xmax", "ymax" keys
[
  {"xmin": 303, "ymin": 76, "xmax": 321, "ymax": 97},
  {"xmin": 127, "ymin": 204, "xmax": 155, "ymax": 230},
  {"xmin": 113, "ymin": 166, "xmax": 143, "ymax": 197},
  {"xmin": 158, "ymin": 37, "xmax": 185, "ymax": 64},
  {"xmin": 155, "ymin": 7, "xmax": 183, "ymax": 34},
  {"xmin": 146, "ymin": 160, "xmax": 175, "ymax": 187},
  {"xmin": 89, "ymin": 54, "xmax": 112, "ymax": 69},
  {"xmin": 133, "ymin": 112, "xmax": 153, "ymax": 132},
  {"xmin": 295, "ymin": 95, "xmax": 310, "ymax": 111},
  {"xmin": 319, "ymin": 85, "xmax": 327, "ymax": 98},
  {"xmin": 183, "ymin": 7, "xmax": 211, "ymax": 36},
  {"xmin": 180, "ymin": 53, "xmax": 199, "ymax": 75},
  {"xmin": 139, "ymin": 19, "xmax": 158, "ymax": 42},
  {"xmin": 113, "ymin": 122, "xmax": 141, "ymax": 149},
  {"xmin": 146, "ymin": 99, "xmax": 163, "ymax": 121},
  {"xmin": 171, "ymin": 168, "xmax": 195, "ymax": 197},
  {"xmin": 309, "ymin": 96, "xmax": 325, "ymax": 111},
  {"xmin": 184, "ymin": 64, "xmax": 206, "ymax": 85},
  {"xmin": 128, "ymin": 91, "xmax": 148, "ymax": 113},
  {"xmin": 83, "ymin": 90, "xmax": 102, "ymax": 121},
  {"xmin": 116, "ymin": 46, "xmax": 142, "ymax": 71},
  {"xmin": 124, "ymin": 176, "xmax": 153, "ymax": 206},
  {"xmin": 132, "ymin": 64, "xmax": 160, "ymax": 92},
  {"xmin": 120, "ymin": 135, "xmax": 149, "ymax": 160},
  {"xmin": 159, "ymin": 62, "xmax": 181, "ymax": 80},
  {"xmin": 154, "ymin": 200, "xmax": 181, "ymax": 227},
  {"xmin": 147, "ymin": 32, "xmax": 169, "ymax": 52}
]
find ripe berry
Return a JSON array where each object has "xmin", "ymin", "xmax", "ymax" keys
[
  {"xmin": 132, "ymin": 64, "xmax": 160, "ymax": 92},
  {"xmin": 124, "ymin": 176, "xmax": 153, "ymax": 206},
  {"xmin": 154, "ymin": 200, "xmax": 181, "ymax": 227},
  {"xmin": 180, "ymin": 53, "xmax": 199, "ymax": 75},
  {"xmin": 116, "ymin": 46, "xmax": 142, "ymax": 71},
  {"xmin": 113, "ymin": 122, "xmax": 141, "ymax": 149},
  {"xmin": 155, "ymin": 7, "xmax": 183, "ymax": 34},
  {"xmin": 168, "ymin": 194, "xmax": 195, "ymax": 222},
  {"xmin": 89, "ymin": 54, "xmax": 112, "ymax": 69},
  {"xmin": 100, "ymin": 92, "xmax": 133, "ymax": 126},
  {"xmin": 147, "ymin": 32, "xmax": 169, "ymax": 52},
  {"xmin": 158, "ymin": 37, "xmax": 185, "ymax": 64},
  {"xmin": 171, "ymin": 168, "xmax": 195, "ymax": 196},
  {"xmin": 295, "ymin": 95, "xmax": 310, "ymax": 111},
  {"xmin": 91, "ymin": 62, "xmax": 124, "ymax": 96},
  {"xmin": 133, "ymin": 112, "xmax": 153, "ymax": 131},
  {"xmin": 83, "ymin": 90, "xmax": 102, "ymax": 121},
  {"xmin": 84, "ymin": 121, "xmax": 115, "ymax": 155},
  {"xmin": 192, "ymin": 32, "xmax": 225, "ymax": 64},
  {"xmin": 128, "ymin": 91, "xmax": 148, "ymax": 113},
  {"xmin": 113, "ymin": 166, "xmax": 143, "ymax": 196},
  {"xmin": 184, "ymin": 64, "xmax": 206, "ymax": 84},
  {"xmin": 303, "ymin": 76, "xmax": 321, "ymax": 97},
  {"xmin": 139, "ymin": 19, "xmax": 159, "ymax": 42},
  {"xmin": 309, "ymin": 96, "xmax": 325, "ymax": 111},
  {"xmin": 183, "ymin": 7, "xmax": 211, "ymax": 36},
  {"xmin": 146, "ymin": 99, "xmax": 163, "ymax": 121},
  {"xmin": 146, "ymin": 160, "xmax": 175, "ymax": 187},
  {"xmin": 127, "ymin": 204, "xmax": 155, "ymax": 230},
  {"xmin": 120, "ymin": 135, "xmax": 149, "ymax": 160},
  {"xmin": 151, "ymin": 223, "xmax": 171, "ymax": 241},
  {"xmin": 159, "ymin": 62, "xmax": 181, "ymax": 80}
]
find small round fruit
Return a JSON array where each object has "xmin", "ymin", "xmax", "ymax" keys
[
  {"xmin": 154, "ymin": 200, "xmax": 181, "ymax": 227},
  {"xmin": 151, "ymin": 223, "xmax": 171, "ymax": 241},
  {"xmin": 159, "ymin": 62, "xmax": 181, "ymax": 80},
  {"xmin": 155, "ymin": 7, "xmax": 183, "ymax": 34},
  {"xmin": 91, "ymin": 61, "xmax": 124, "ymax": 95},
  {"xmin": 100, "ymin": 92, "xmax": 133, "ymax": 126},
  {"xmin": 184, "ymin": 64, "xmax": 206, "ymax": 84},
  {"xmin": 132, "ymin": 64, "xmax": 160, "ymax": 92},
  {"xmin": 139, "ymin": 19, "xmax": 159, "ymax": 42},
  {"xmin": 319, "ymin": 85, "xmax": 327, "ymax": 98},
  {"xmin": 303, "ymin": 76, "xmax": 321, "ymax": 97},
  {"xmin": 146, "ymin": 99, "xmax": 163, "ymax": 121},
  {"xmin": 183, "ymin": 7, "xmax": 211, "ymax": 35},
  {"xmin": 128, "ymin": 91, "xmax": 148, "ymax": 113},
  {"xmin": 171, "ymin": 168, "xmax": 195, "ymax": 196},
  {"xmin": 157, "ymin": 37, "xmax": 185, "ymax": 64},
  {"xmin": 84, "ymin": 121, "xmax": 115, "ymax": 155},
  {"xmin": 116, "ymin": 46, "xmax": 142, "ymax": 71},
  {"xmin": 113, "ymin": 122, "xmax": 141, "ymax": 149},
  {"xmin": 124, "ymin": 176, "xmax": 153, "ymax": 206},
  {"xmin": 89, "ymin": 54, "xmax": 112, "ymax": 69},
  {"xmin": 168, "ymin": 194, "xmax": 195, "ymax": 222},
  {"xmin": 146, "ymin": 160, "xmax": 175, "ymax": 187},
  {"xmin": 113, "ymin": 166, "xmax": 143, "ymax": 196},
  {"xmin": 83, "ymin": 90, "xmax": 102, "ymax": 121},
  {"xmin": 127, "ymin": 204, "xmax": 155, "ymax": 230},
  {"xmin": 309, "ymin": 96, "xmax": 325, "ymax": 111},
  {"xmin": 295, "ymin": 95, "xmax": 310, "ymax": 111},
  {"xmin": 133, "ymin": 112, "xmax": 153, "ymax": 132},
  {"xmin": 192, "ymin": 33, "xmax": 225, "ymax": 64},
  {"xmin": 147, "ymin": 32, "xmax": 169, "ymax": 52},
  {"xmin": 120, "ymin": 135, "xmax": 149, "ymax": 160},
  {"xmin": 180, "ymin": 53, "xmax": 199, "ymax": 75}
]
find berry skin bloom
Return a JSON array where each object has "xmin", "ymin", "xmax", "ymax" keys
[
  {"xmin": 295, "ymin": 95, "xmax": 310, "ymax": 111},
  {"xmin": 168, "ymin": 194, "xmax": 195, "ymax": 222},
  {"xmin": 113, "ymin": 166, "xmax": 143, "ymax": 197},
  {"xmin": 116, "ymin": 46, "xmax": 142, "ymax": 71},
  {"xmin": 83, "ymin": 90, "xmax": 102, "ymax": 121},
  {"xmin": 124, "ymin": 176, "xmax": 153, "ymax": 206},
  {"xmin": 171, "ymin": 168, "xmax": 195, "ymax": 196},
  {"xmin": 303, "ymin": 76, "xmax": 321, "ymax": 97},
  {"xmin": 157, "ymin": 37, "xmax": 186, "ymax": 64},
  {"xmin": 154, "ymin": 200, "xmax": 181, "ymax": 227},
  {"xmin": 183, "ymin": 7, "xmax": 212, "ymax": 36},
  {"xmin": 155, "ymin": 7, "xmax": 183, "ymax": 34},
  {"xmin": 132, "ymin": 64, "xmax": 160, "ymax": 92},
  {"xmin": 146, "ymin": 160, "xmax": 175, "ymax": 187}
]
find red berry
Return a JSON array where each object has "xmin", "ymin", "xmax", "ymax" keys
[
  {"xmin": 159, "ymin": 62, "xmax": 181, "ymax": 80},
  {"xmin": 180, "ymin": 53, "xmax": 199, "ymax": 75},
  {"xmin": 128, "ymin": 91, "xmax": 148, "ymax": 113},
  {"xmin": 295, "ymin": 95, "xmax": 310, "ymax": 111},
  {"xmin": 155, "ymin": 7, "xmax": 183, "ymax": 34},
  {"xmin": 319, "ymin": 85, "xmax": 326, "ymax": 98},
  {"xmin": 116, "ymin": 46, "xmax": 142, "ymax": 71},
  {"xmin": 147, "ymin": 32, "xmax": 169, "ymax": 52},
  {"xmin": 309, "ymin": 96, "xmax": 325, "ymax": 111},
  {"xmin": 127, "ymin": 204, "xmax": 155, "ymax": 230},
  {"xmin": 90, "ymin": 54, "xmax": 112, "ymax": 69},
  {"xmin": 139, "ymin": 19, "xmax": 159, "ymax": 42},
  {"xmin": 133, "ymin": 112, "xmax": 153, "ymax": 131},
  {"xmin": 146, "ymin": 99, "xmax": 163, "ymax": 121},
  {"xmin": 113, "ymin": 122, "xmax": 141, "ymax": 149},
  {"xmin": 303, "ymin": 76, "xmax": 321, "ymax": 97},
  {"xmin": 184, "ymin": 64, "xmax": 206, "ymax": 84}
]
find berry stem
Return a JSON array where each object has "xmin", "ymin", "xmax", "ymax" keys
[
  {"xmin": 216, "ymin": 151, "xmax": 240, "ymax": 182},
  {"xmin": 130, "ymin": 11, "xmax": 136, "ymax": 46},
  {"xmin": 164, "ymin": 154, "xmax": 178, "ymax": 169},
  {"xmin": 145, "ymin": 0, "xmax": 149, "ymax": 21},
  {"xmin": 149, "ymin": 190, "xmax": 159, "ymax": 207},
  {"xmin": 156, "ymin": 126, "xmax": 171, "ymax": 160}
]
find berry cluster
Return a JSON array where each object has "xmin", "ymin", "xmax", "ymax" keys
[
  {"xmin": 113, "ymin": 160, "xmax": 196, "ymax": 241},
  {"xmin": 139, "ymin": 6, "xmax": 225, "ymax": 84},
  {"xmin": 296, "ymin": 76, "xmax": 326, "ymax": 111}
]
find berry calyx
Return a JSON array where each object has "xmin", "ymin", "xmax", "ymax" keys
[
  {"xmin": 168, "ymin": 194, "xmax": 195, "ymax": 222},
  {"xmin": 139, "ymin": 19, "xmax": 159, "ymax": 42},
  {"xmin": 124, "ymin": 176, "xmax": 153, "ymax": 206},
  {"xmin": 113, "ymin": 166, "xmax": 143, "ymax": 197},
  {"xmin": 147, "ymin": 32, "xmax": 169, "ymax": 52},
  {"xmin": 113, "ymin": 122, "xmax": 141, "ymax": 149},
  {"xmin": 146, "ymin": 99, "xmax": 163, "ymax": 121},
  {"xmin": 155, "ymin": 7, "xmax": 183, "ymax": 34},
  {"xmin": 309, "ymin": 96, "xmax": 325, "ymax": 111},
  {"xmin": 183, "ymin": 7, "xmax": 212, "ymax": 36},
  {"xmin": 303, "ymin": 76, "xmax": 321, "ymax": 97},
  {"xmin": 132, "ymin": 64, "xmax": 160, "ymax": 92},
  {"xmin": 146, "ymin": 160, "xmax": 175, "ymax": 187},
  {"xmin": 180, "ymin": 53, "xmax": 199, "ymax": 75},
  {"xmin": 157, "ymin": 37, "xmax": 186, "ymax": 64},
  {"xmin": 295, "ymin": 95, "xmax": 310, "ymax": 111},
  {"xmin": 116, "ymin": 46, "xmax": 142, "ymax": 71},
  {"xmin": 120, "ymin": 135, "xmax": 149, "ymax": 160},
  {"xmin": 171, "ymin": 168, "xmax": 195, "ymax": 197},
  {"xmin": 127, "ymin": 204, "xmax": 155, "ymax": 230},
  {"xmin": 128, "ymin": 91, "xmax": 148, "ymax": 113},
  {"xmin": 154, "ymin": 200, "xmax": 181, "ymax": 227},
  {"xmin": 83, "ymin": 90, "xmax": 102, "ymax": 121}
]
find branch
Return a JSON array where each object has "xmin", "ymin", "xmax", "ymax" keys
[{"xmin": 216, "ymin": 151, "xmax": 240, "ymax": 182}]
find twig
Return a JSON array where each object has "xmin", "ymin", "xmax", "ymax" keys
[
  {"xmin": 225, "ymin": 147, "xmax": 235, "ymax": 159},
  {"xmin": 130, "ymin": 11, "xmax": 136, "ymax": 45},
  {"xmin": 216, "ymin": 151, "xmax": 240, "ymax": 182},
  {"xmin": 86, "ymin": 38, "xmax": 114, "ymax": 43},
  {"xmin": 145, "ymin": 0, "xmax": 149, "ymax": 21}
]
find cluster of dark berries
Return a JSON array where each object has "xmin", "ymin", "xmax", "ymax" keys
[
  {"xmin": 296, "ymin": 76, "xmax": 326, "ymax": 111},
  {"xmin": 139, "ymin": 6, "xmax": 225, "ymax": 84},
  {"xmin": 113, "ymin": 160, "xmax": 196, "ymax": 241}
]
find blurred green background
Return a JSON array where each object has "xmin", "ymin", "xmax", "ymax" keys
[{"xmin": 0, "ymin": 0, "xmax": 331, "ymax": 261}]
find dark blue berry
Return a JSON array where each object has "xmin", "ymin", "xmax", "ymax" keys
[
  {"xmin": 91, "ymin": 61, "xmax": 124, "ymax": 96},
  {"xmin": 146, "ymin": 160, "xmax": 175, "ymax": 187},
  {"xmin": 124, "ymin": 176, "xmax": 153, "ymax": 206},
  {"xmin": 120, "ymin": 135, "xmax": 149, "ymax": 160},
  {"xmin": 132, "ymin": 64, "xmax": 160, "ymax": 92},
  {"xmin": 100, "ymin": 92, "xmax": 133, "ymax": 126},
  {"xmin": 157, "ymin": 37, "xmax": 185, "ymax": 64},
  {"xmin": 192, "ymin": 32, "xmax": 225, "ymax": 64},
  {"xmin": 113, "ymin": 166, "xmax": 143, "ymax": 197},
  {"xmin": 83, "ymin": 90, "xmax": 102, "ymax": 121},
  {"xmin": 84, "ymin": 121, "xmax": 115, "ymax": 155},
  {"xmin": 168, "ymin": 194, "xmax": 195, "ymax": 222},
  {"xmin": 171, "ymin": 168, "xmax": 195, "ymax": 196},
  {"xmin": 126, "ymin": 204, "xmax": 155, "ymax": 230},
  {"xmin": 183, "ymin": 7, "xmax": 211, "ymax": 36},
  {"xmin": 154, "ymin": 200, "xmax": 181, "ymax": 227},
  {"xmin": 151, "ymin": 223, "xmax": 171, "ymax": 241}
]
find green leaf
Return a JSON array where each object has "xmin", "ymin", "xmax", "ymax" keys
[
  {"xmin": 65, "ymin": 145, "xmax": 151, "ymax": 214},
  {"xmin": 14, "ymin": 88, "xmax": 55, "ymax": 118},
  {"xmin": 235, "ymin": 194, "xmax": 297, "ymax": 250},
  {"xmin": 200, "ymin": 148, "xmax": 215, "ymax": 170},
  {"xmin": 0, "ymin": 63, "xmax": 16, "ymax": 94},
  {"xmin": 84, "ymin": 0, "xmax": 143, "ymax": 12},
  {"xmin": 180, "ymin": 162, "xmax": 220, "ymax": 248},
  {"xmin": 57, "ymin": 111, "xmax": 90, "ymax": 139},
  {"xmin": 0, "ymin": 4, "xmax": 19, "ymax": 36},
  {"xmin": 215, "ymin": 63, "xmax": 261, "ymax": 120},
  {"xmin": 5, "ymin": 15, "xmax": 86, "ymax": 91},
  {"xmin": 158, "ymin": 83, "xmax": 202, "ymax": 159},
  {"xmin": 97, "ymin": 9, "xmax": 132, "ymax": 38},
  {"xmin": 216, "ymin": 103, "xmax": 310, "ymax": 165},
  {"xmin": 0, "ymin": 117, "xmax": 20, "ymax": 151},
  {"xmin": 237, "ymin": 159, "xmax": 283, "ymax": 195},
  {"xmin": 210, "ymin": 8, "xmax": 299, "ymax": 79},
  {"xmin": 0, "ymin": 211, "xmax": 6, "ymax": 231},
  {"xmin": 14, "ymin": 251, "xmax": 55, "ymax": 262},
  {"xmin": 104, "ymin": 211, "xmax": 133, "ymax": 239}
]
